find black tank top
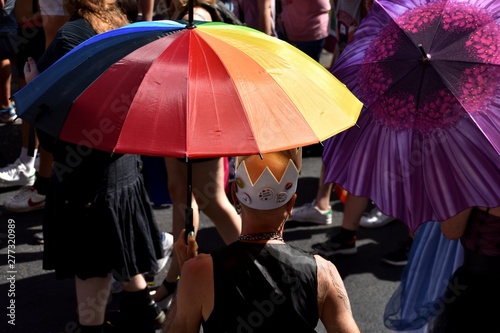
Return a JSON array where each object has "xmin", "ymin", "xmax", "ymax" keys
[{"xmin": 202, "ymin": 242, "xmax": 319, "ymax": 333}]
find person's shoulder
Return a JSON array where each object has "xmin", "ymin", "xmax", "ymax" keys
[
  {"xmin": 183, "ymin": 253, "xmax": 213, "ymax": 274},
  {"xmin": 314, "ymin": 254, "xmax": 341, "ymax": 280},
  {"xmin": 56, "ymin": 18, "xmax": 95, "ymax": 43},
  {"xmin": 59, "ymin": 18, "xmax": 90, "ymax": 32},
  {"xmin": 180, "ymin": 254, "xmax": 214, "ymax": 289}
]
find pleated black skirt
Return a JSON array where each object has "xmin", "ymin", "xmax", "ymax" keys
[{"xmin": 43, "ymin": 153, "xmax": 163, "ymax": 281}]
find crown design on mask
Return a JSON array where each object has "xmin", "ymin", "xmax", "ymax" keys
[{"xmin": 235, "ymin": 159, "xmax": 299, "ymax": 210}]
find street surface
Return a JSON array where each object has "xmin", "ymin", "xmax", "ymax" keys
[{"xmin": 0, "ymin": 129, "xmax": 410, "ymax": 332}]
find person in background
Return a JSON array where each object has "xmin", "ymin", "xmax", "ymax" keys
[
  {"xmin": 277, "ymin": 0, "xmax": 331, "ymax": 62},
  {"xmin": 163, "ymin": 149, "xmax": 360, "ymax": 333},
  {"xmin": 0, "ymin": 0, "xmax": 45, "ymax": 200},
  {"xmin": 2, "ymin": 0, "xmax": 68, "ymax": 249},
  {"xmin": 24, "ymin": 1, "xmax": 165, "ymax": 332},
  {"xmin": 289, "ymin": 0, "xmax": 375, "ymax": 228},
  {"xmin": 1, "ymin": 0, "xmax": 46, "ymax": 200},
  {"xmin": 431, "ymin": 205, "xmax": 500, "ymax": 332},
  {"xmin": 290, "ymin": 0, "xmax": 406, "ymax": 264},
  {"xmin": 138, "ymin": 0, "xmax": 154, "ymax": 20},
  {"xmin": 231, "ymin": 0, "xmax": 277, "ymax": 36},
  {"xmin": 384, "ymin": 220, "xmax": 464, "ymax": 332},
  {"xmin": 0, "ymin": 0, "xmax": 18, "ymax": 124}
]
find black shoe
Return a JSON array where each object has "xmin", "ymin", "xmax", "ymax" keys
[
  {"xmin": 312, "ymin": 232, "xmax": 357, "ymax": 257},
  {"xmin": 106, "ymin": 290, "xmax": 166, "ymax": 332},
  {"xmin": 381, "ymin": 238, "xmax": 413, "ymax": 266}
]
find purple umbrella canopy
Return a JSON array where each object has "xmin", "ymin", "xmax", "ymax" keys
[{"xmin": 323, "ymin": 0, "xmax": 500, "ymax": 233}]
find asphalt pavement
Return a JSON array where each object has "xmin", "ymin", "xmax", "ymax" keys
[{"xmin": 0, "ymin": 130, "xmax": 410, "ymax": 332}]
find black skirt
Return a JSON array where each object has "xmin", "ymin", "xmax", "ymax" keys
[{"xmin": 43, "ymin": 154, "xmax": 163, "ymax": 281}]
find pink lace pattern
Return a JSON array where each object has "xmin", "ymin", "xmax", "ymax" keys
[{"xmin": 358, "ymin": 1, "xmax": 500, "ymax": 132}]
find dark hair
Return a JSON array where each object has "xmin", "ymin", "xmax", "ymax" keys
[
  {"xmin": 117, "ymin": 0, "xmax": 139, "ymax": 22},
  {"xmin": 176, "ymin": 0, "xmax": 242, "ymax": 25}
]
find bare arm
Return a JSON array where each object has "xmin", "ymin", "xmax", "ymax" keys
[
  {"xmin": 440, "ymin": 208, "xmax": 472, "ymax": 240},
  {"xmin": 163, "ymin": 256, "xmax": 209, "ymax": 333},
  {"xmin": 163, "ymin": 231, "xmax": 212, "ymax": 333},
  {"xmin": 257, "ymin": 0, "xmax": 273, "ymax": 35},
  {"xmin": 315, "ymin": 255, "xmax": 360, "ymax": 333},
  {"xmin": 140, "ymin": 0, "xmax": 154, "ymax": 21}
]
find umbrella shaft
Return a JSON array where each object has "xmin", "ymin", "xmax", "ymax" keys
[{"xmin": 185, "ymin": 160, "xmax": 194, "ymax": 241}]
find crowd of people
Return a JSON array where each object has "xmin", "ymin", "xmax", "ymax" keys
[{"xmin": 1, "ymin": 1, "xmax": 498, "ymax": 333}]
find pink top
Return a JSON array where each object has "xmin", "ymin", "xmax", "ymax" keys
[
  {"xmin": 279, "ymin": 0, "xmax": 331, "ymax": 42},
  {"xmin": 232, "ymin": 0, "xmax": 277, "ymax": 37}
]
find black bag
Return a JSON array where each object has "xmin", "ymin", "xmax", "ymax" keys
[
  {"xmin": 178, "ymin": 1, "xmax": 243, "ymax": 25},
  {"xmin": 213, "ymin": 0, "xmax": 243, "ymax": 25}
]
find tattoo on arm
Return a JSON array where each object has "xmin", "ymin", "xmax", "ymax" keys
[{"xmin": 318, "ymin": 258, "xmax": 352, "ymax": 313}]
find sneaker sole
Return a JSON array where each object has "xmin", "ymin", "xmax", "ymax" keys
[
  {"xmin": 0, "ymin": 178, "xmax": 36, "ymax": 188},
  {"xmin": 381, "ymin": 258, "xmax": 407, "ymax": 266},
  {"xmin": 359, "ymin": 218, "xmax": 395, "ymax": 228},
  {"xmin": 4, "ymin": 203, "xmax": 45, "ymax": 213},
  {"xmin": 288, "ymin": 217, "xmax": 332, "ymax": 225}
]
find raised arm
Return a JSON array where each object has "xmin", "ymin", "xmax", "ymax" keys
[
  {"xmin": 315, "ymin": 255, "xmax": 360, "ymax": 333},
  {"xmin": 440, "ymin": 208, "xmax": 472, "ymax": 240},
  {"xmin": 257, "ymin": 0, "xmax": 273, "ymax": 35}
]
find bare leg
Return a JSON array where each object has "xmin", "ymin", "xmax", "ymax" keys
[
  {"xmin": 192, "ymin": 158, "xmax": 241, "ymax": 243},
  {"xmin": 75, "ymin": 274, "xmax": 112, "ymax": 326},
  {"xmin": 121, "ymin": 274, "xmax": 148, "ymax": 292},
  {"xmin": 139, "ymin": 0, "xmax": 155, "ymax": 21},
  {"xmin": 162, "ymin": 157, "xmax": 201, "ymax": 286},
  {"xmin": 37, "ymin": 147, "xmax": 53, "ymax": 179},
  {"xmin": 154, "ymin": 158, "xmax": 241, "ymax": 302},
  {"xmin": 315, "ymin": 163, "xmax": 333, "ymax": 211},
  {"xmin": 342, "ymin": 192, "xmax": 369, "ymax": 231},
  {"xmin": 0, "ymin": 59, "xmax": 12, "ymax": 109}
]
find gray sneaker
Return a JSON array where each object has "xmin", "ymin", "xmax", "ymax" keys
[
  {"xmin": 0, "ymin": 105, "xmax": 17, "ymax": 123},
  {"xmin": 0, "ymin": 159, "xmax": 36, "ymax": 188},
  {"xmin": 289, "ymin": 200, "xmax": 332, "ymax": 225},
  {"xmin": 359, "ymin": 207, "xmax": 395, "ymax": 228}
]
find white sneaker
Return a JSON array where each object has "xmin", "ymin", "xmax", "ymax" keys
[
  {"xmin": 155, "ymin": 232, "xmax": 174, "ymax": 274},
  {"xmin": 0, "ymin": 159, "xmax": 36, "ymax": 188},
  {"xmin": 111, "ymin": 232, "xmax": 174, "ymax": 294},
  {"xmin": 3, "ymin": 186, "xmax": 46, "ymax": 212},
  {"xmin": 359, "ymin": 207, "xmax": 394, "ymax": 228},
  {"xmin": 289, "ymin": 200, "xmax": 332, "ymax": 225}
]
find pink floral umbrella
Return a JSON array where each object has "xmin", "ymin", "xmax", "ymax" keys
[{"xmin": 323, "ymin": 0, "xmax": 500, "ymax": 233}]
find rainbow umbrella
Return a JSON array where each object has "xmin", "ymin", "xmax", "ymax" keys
[
  {"xmin": 14, "ymin": 20, "xmax": 361, "ymax": 157},
  {"xmin": 13, "ymin": 19, "xmax": 362, "ymax": 235}
]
